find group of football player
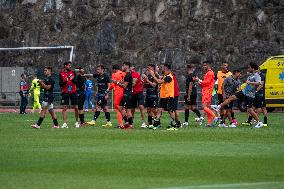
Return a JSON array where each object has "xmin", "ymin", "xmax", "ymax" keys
[{"xmin": 30, "ymin": 60, "xmax": 268, "ymax": 130}]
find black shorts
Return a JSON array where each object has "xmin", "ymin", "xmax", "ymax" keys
[
  {"xmin": 254, "ymin": 94, "xmax": 266, "ymax": 108},
  {"xmin": 78, "ymin": 92, "xmax": 86, "ymax": 110},
  {"xmin": 145, "ymin": 95, "xmax": 158, "ymax": 108},
  {"xmin": 132, "ymin": 93, "xmax": 145, "ymax": 107},
  {"xmin": 120, "ymin": 94, "xmax": 135, "ymax": 109},
  {"xmin": 159, "ymin": 97, "xmax": 175, "ymax": 111},
  {"xmin": 184, "ymin": 94, "xmax": 197, "ymax": 105},
  {"xmin": 61, "ymin": 92, "xmax": 78, "ymax": 106},
  {"xmin": 235, "ymin": 91, "xmax": 254, "ymax": 108},
  {"xmin": 173, "ymin": 96, "xmax": 179, "ymax": 110},
  {"xmin": 96, "ymin": 94, "xmax": 107, "ymax": 107},
  {"xmin": 218, "ymin": 94, "xmax": 224, "ymax": 105}
]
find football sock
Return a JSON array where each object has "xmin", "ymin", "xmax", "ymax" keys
[
  {"xmin": 204, "ymin": 107, "xmax": 215, "ymax": 124},
  {"xmin": 153, "ymin": 118, "xmax": 160, "ymax": 127},
  {"xmin": 231, "ymin": 112, "xmax": 235, "ymax": 119},
  {"xmin": 192, "ymin": 109, "xmax": 201, "ymax": 118},
  {"xmin": 127, "ymin": 117, "xmax": 133, "ymax": 125},
  {"xmin": 123, "ymin": 115, "xmax": 128, "ymax": 122},
  {"xmin": 116, "ymin": 109, "xmax": 124, "ymax": 126},
  {"xmin": 247, "ymin": 116, "xmax": 253, "ymax": 123},
  {"xmin": 220, "ymin": 114, "xmax": 224, "ymax": 124},
  {"xmin": 185, "ymin": 109, "xmax": 189, "ymax": 122},
  {"xmin": 105, "ymin": 112, "xmax": 110, "ymax": 122},
  {"xmin": 79, "ymin": 114, "xmax": 84, "ymax": 124},
  {"xmin": 93, "ymin": 111, "xmax": 100, "ymax": 121},
  {"xmin": 176, "ymin": 120, "xmax": 181, "ymax": 128},
  {"xmin": 37, "ymin": 117, "xmax": 44, "ymax": 126},
  {"xmin": 264, "ymin": 116, "xmax": 267, "ymax": 124},
  {"xmin": 53, "ymin": 119, "xmax": 59, "ymax": 126}
]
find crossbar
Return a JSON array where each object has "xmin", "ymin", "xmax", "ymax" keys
[{"xmin": 0, "ymin": 46, "xmax": 74, "ymax": 61}]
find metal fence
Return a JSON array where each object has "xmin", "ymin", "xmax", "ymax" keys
[{"xmin": 0, "ymin": 91, "xmax": 211, "ymax": 110}]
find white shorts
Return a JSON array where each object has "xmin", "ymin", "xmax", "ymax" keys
[{"xmin": 42, "ymin": 101, "xmax": 54, "ymax": 110}]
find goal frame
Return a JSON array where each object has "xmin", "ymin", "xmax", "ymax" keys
[{"xmin": 0, "ymin": 46, "xmax": 74, "ymax": 61}]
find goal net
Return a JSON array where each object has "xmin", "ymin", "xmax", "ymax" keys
[{"xmin": 0, "ymin": 46, "xmax": 74, "ymax": 108}]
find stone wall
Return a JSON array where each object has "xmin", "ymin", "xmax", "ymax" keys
[{"xmin": 0, "ymin": 0, "xmax": 284, "ymax": 89}]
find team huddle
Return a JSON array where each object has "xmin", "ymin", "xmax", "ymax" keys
[{"xmin": 31, "ymin": 60, "xmax": 268, "ymax": 130}]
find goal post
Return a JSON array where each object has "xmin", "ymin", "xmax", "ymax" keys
[
  {"xmin": 0, "ymin": 46, "xmax": 74, "ymax": 61},
  {"xmin": 0, "ymin": 46, "xmax": 75, "ymax": 109}
]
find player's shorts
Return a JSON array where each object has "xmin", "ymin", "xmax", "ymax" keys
[
  {"xmin": 217, "ymin": 94, "xmax": 224, "ymax": 105},
  {"xmin": 42, "ymin": 101, "xmax": 54, "ymax": 110},
  {"xmin": 120, "ymin": 94, "xmax": 134, "ymax": 109},
  {"xmin": 132, "ymin": 93, "xmax": 145, "ymax": 107},
  {"xmin": 61, "ymin": 92, "xmax": 78, "ymax": 106},
  {"xmin": 224, "ymin": 98, "xmax": 234, "ymax": 110},
  {"xmin": 173, "ymin": 96, "xmax": 179, "ymax": 110},
  {"xmin": 184, "ymin": 94, "xmax": 197, "ymax": 105},
  {"xmin": 96, "ymin": 93, "xmax": 107, "ymax": 107},
  {"xmin": 159, "ymin": 97, "xmax": 175, "ymax": 111},
  {"xmin": 253, "ymin": 93, "xmax": 266, "ymax": 109},
  {"xmin": 78, "ymin": 92, "xmax": 86, "ymax": 110},
  {"xmin": 145, "ymin": 95, "xmax": 158, "ymax": 108},
  {"xmin": 235, "ymin": 91, "xmax": 254, "ymax": 108}
]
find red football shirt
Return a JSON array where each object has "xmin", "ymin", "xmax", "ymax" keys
[
  {"xmin": 173, "ymin": 74, "xmax": 179, "ymax": 97},
  {"xmin": 132, "ymin": 71, "xmax": 143, "ymax": 94}
]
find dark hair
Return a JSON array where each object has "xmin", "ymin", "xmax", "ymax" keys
[
  {"xmin": 21, "ymin": 73, "xmax": 25, "ymax": 78},
  {"xmin": 249, "ymin": 62, "xmax": 259, "ymax": 70},
  {"xmin": 63, "ymin": 61, "xmax": 71, "ymax": 67},
  {"xmin": 76, "ymin": 66, "xmax": 83, "ymax": 70},
  {"xmin": 232, "ymin": 69, "xmax": 240, "ymax": 75},
  {"xmin": 112, "ymin": 64, "xmax": 120, "ymax": 70},
  {"xmin": 148, "ymin": 64, "xmax": 155, "ymax": 69},
  {"xmin": 187, "ymin": 64, "xmax": 193, "ymax": 69},
  {"xmin": 163, "ymin": 63, "xmax": 171, "ymax": 70},
  {"xmin": 45, "ymin": 66, "xmax": 52, "ymax": 71},
  {"xmin": 123, "ymin": 61, "xmax": 131, "ymax": 67},
  {"xmin": 203, "ymin": 60, "xmax": 211, "ymax": 64},
  {"xmin": 97, "ymin": 64, "xmax": 105, "ymax": 70}
]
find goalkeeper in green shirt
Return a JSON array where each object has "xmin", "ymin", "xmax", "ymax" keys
[{"xmin": 29, "ymin": 75, "xmax": 42, "ymax": 113}]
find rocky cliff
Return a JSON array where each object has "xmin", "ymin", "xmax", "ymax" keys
[{"xmin": 0, "ymin": 0, "xmax": 284, "ymax": 86}]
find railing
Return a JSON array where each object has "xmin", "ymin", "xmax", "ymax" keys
[{"xmin": 0, "ymin": 91, "xmax": 212, "ymax": 110}]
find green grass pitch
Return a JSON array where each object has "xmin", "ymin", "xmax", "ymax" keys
[{"xmin": 0, "ymin": 112, "xmax": 284, "ymax": 189}]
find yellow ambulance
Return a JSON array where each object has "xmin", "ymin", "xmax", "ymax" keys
[{"xmin": 260, "ymin": 55, "xmax": 284, "ymax": 110}]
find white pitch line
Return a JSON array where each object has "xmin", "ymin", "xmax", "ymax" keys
[{"xmin": 154, "ymin": 181, "xmax": 284, "ymax": 189}]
